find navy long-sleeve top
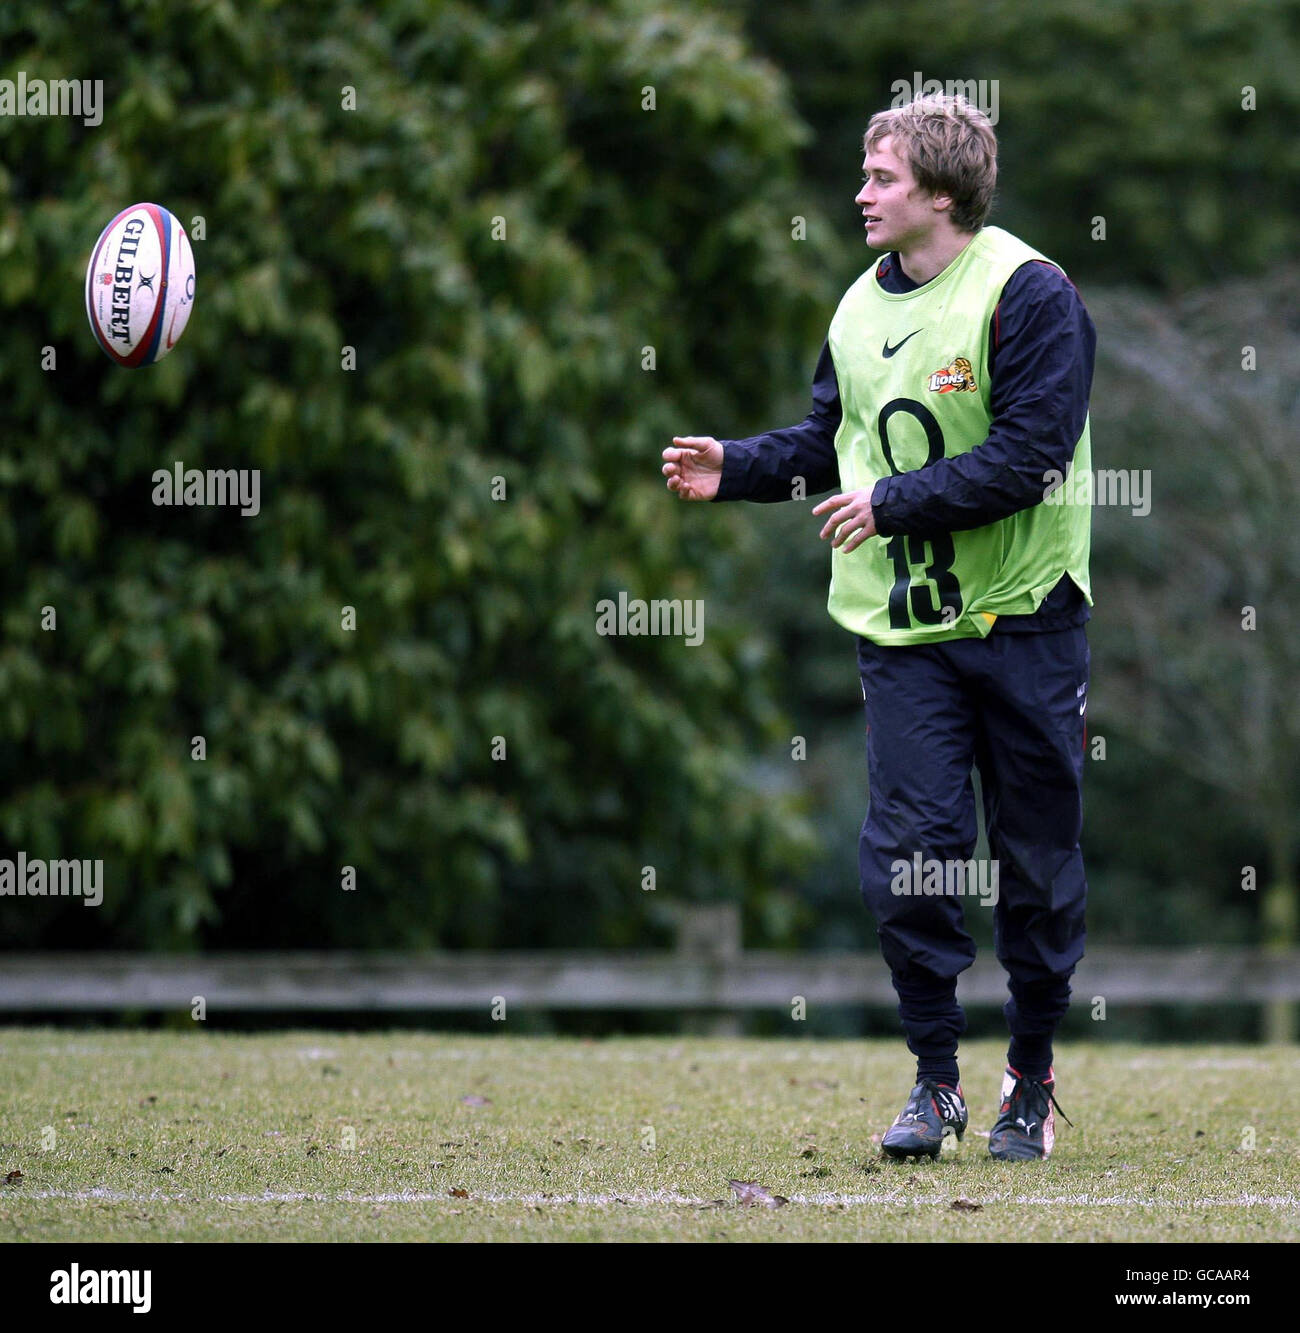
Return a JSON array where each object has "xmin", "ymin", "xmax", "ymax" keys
[{"xmin": 712, "ymin": 247, "xmax": 1095, "ymax": 632}]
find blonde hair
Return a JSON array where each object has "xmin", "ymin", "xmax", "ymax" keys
[{"xmin": 864, "ymin": 94, "xmax": 997, "ymax": 233}]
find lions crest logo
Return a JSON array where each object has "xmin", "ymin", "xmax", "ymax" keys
[{"xmin": 928, "ymin": 357, "xmax": 978, "ymax": 393}]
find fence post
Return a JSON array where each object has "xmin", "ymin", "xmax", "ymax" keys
[{"xmin": 673, "ymin": 903, "xmax": 742, "ymax": 1036}]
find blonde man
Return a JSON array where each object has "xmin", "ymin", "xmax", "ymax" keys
[{"xmin": 664, "ymin": 94, "xmax": 1093, "ymax": 1161}]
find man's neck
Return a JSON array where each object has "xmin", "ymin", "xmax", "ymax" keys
[{"xmin": 896, "ymin": 228, "xmax": 977, "ymax": 286}]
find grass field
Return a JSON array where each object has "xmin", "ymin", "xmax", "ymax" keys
[{"xmin": 1, "ymin": 1029, "xmax": 1296, "ymax": 1242}]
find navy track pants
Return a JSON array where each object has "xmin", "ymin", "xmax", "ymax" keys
[{"xmin": 856, "ymin": 626, "xmax": 1090, "ymax": 1062}]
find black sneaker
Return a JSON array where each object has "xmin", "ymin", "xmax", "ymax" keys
[
  {"xmin": 880, "ymin": 1079, "xmax": 968, "ymax": 1160},
  {"xmin": 988, "ymin": 1065, "xmax": 1074, "ymax": 1161}
]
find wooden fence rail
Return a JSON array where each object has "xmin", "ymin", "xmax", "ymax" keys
[{"xmin": 2, "ymin": 947, "xmax": 1298, "ymax": 1011}]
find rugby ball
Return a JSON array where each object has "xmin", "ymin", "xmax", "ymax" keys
[{"xmin": 85, "ymin": 203, "xmax": 195, "ymax": 367}]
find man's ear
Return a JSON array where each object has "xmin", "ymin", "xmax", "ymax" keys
[{"xmin": 930, "ymin": 191, "xmax": 954, "ymax": 215}]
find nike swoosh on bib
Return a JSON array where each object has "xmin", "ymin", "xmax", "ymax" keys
[{"xmin": 882, "ymin": 329, "xmax": 923, "ymax": 357}]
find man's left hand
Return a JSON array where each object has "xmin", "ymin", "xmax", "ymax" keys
[{"xmin": 812, "ymin": 489, "xmax": 878, "ymax": 552}]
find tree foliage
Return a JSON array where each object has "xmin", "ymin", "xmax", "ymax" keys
[
  {"xmin": 0, "ymin": 0, "xmax": 834, "ymax": 949},
  {"xmin": 731, "ymin": 0, "xmax": 1300, "ymax": 293},
  {"xmin": 1, "ymin": 0, "xmax": 1294, "ymax": 1011}
]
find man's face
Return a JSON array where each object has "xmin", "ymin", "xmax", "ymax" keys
[{"xmin": 855, "ymin": 135, "xmax": 950, "ymax": 252}]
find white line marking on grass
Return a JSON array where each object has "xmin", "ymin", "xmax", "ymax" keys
[
  {"xmin": 15, "ymin": 1188, "xmax": 1300, "ymax": 1210},
  {"xmin": 792, "ymin": 1191, "xmax": 1300, "ymax": 1209}
]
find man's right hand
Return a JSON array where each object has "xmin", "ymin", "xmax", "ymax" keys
[{"xmin": 662, "ymin": 436, "xmax": 724, "ymax": 501}]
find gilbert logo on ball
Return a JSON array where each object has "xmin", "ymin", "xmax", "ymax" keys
[{"xmin": 85, "ymin": 203, "xmax": 195, "ymax": 366}]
